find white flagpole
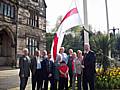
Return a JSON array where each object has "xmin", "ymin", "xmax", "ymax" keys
[
  {"xmin": 105, "ymin": 0, "xmax": 109, "ymax": 34},
  {"xmin": 83, "ymin": 0, "xmax": 89, "ymax": 44},
  {"xmin": 105, "ymin": 0, "xmax": 111, "ymax": 58}
]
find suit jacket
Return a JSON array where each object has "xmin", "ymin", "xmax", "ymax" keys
[
  {"xmin": 31, "ymin": 56, "xmax": 42, "ymax": 75},
  {"xmin": 83, "ymin": 51, "xmax": 96, "ymax": 76},
  {"xmin": 19, "ymin": 55, "xmax": 31, "ymax": 77},
  {"xmin": 41, "ymin": 58, "xmax": 54, "ymax": 80},
  {"xmin": 67, "ymin": 55, "xmax": 73, "ymax": 74}
]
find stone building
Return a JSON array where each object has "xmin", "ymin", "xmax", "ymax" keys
[{"xmin": 0, "ymin": 0, "xmax": 47, "ymax": 65}]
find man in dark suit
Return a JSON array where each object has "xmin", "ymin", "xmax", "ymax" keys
[
  {"xmin": 42, "ymin": 53, "xmax": 54, "ymax": 90},
  {"xmin": 67, "ymin": 49, "xmax": 73, "ymax": 88},
  {"xmin": 42, "ymin": 50, "xmax": 48, "ymax": 60},
  {"xmin": 19, "ymin": 48, "xmax": 31, "ymax": 90},
  {"xmin": 83, "ymin": 43, "xmax": 96, "ymax": 90},
  {"xmin": 31, "ymin": 50, "xmax": 43, "ymax": 90}
]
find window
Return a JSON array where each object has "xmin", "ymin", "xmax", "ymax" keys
[
  {"xmin": 40, "ymin": 17, "xmax": 46, "ymax": 30},
  {"xmin": 26, "ymin": 37, "xmax": 39, "ymax": 56},
  {"xmin": 0, "ymin": 1, "xmax": 15, "ymax": 18},
  {"xmin": 7, "ymin": 5, "xmax": 11, "ymax": 17},
  {"xmin": 0, "ymin": 2, "xmax": 3, "ymax": 14},
  {"xmin": 4, "ymin": 4, "xmax": 7, "ymax": 16},
  {"xmin": 29, "ymin": 12, "xmax": 39, "ymax": 27},
  {"xmin": 11, "ymin": 6, "xmax": 14, "ymax": 18}
]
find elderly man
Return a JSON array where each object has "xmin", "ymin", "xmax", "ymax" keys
[
  {"xmin": 67, "ymin": 49, "xmax": 73, "ymax": 88},
  {"xmin": 42, "ymin": 50, "xmax": 48, "ymax": 60},
  {"xmin": 19, "ymin": 48, "xmax": 31, "ymax": 90},
  {"xmin": 31, "ymin": 50, "xmax": 43, "ymax": 90},
  {"xmin": 42, "ymin": 53, "xmax": 54, "ymax": 90},
  {"xmin": 82, "ymin": 43, "xmax": 96, "ymax": 90},
  {"xmin": 59, "ymin": 47, "xmax": 68, "ymax": 64}
]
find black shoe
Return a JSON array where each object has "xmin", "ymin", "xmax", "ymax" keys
[{"xmin": 68, "ymin": 85, "xmax": 72, "ymax": 88}]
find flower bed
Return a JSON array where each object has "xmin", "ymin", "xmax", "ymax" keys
[{"xmin": 95, "ymin": 67, "xmax": 120, "ymax": 89}]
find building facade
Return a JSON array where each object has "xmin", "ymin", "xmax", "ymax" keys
[{"xmin": 0, "ymin": 0, "xmax": 47, "ymax": 65}]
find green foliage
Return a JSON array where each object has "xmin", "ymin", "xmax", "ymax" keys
[
  {"xmin": 90, "ymin": 33, "xmax": 115, "ymax": 70},
  {"xmin": 46, "ymin": 33, "xmax": 54, "ymax": 52},
  {"xmin": 115, "ymin": 36, "xmax": 120, "ymax": 56},
  {"xmin": 51, "ymin": 16, "xmax": 63, "ymax": 33},
  {"xmin": 46, "ymin": 26, "xmax": 83, "ymax": 53},
  {"xmin": 10, "ymin": 0, "xmax": 17, "ymax": 3},
  {"xmin": 62, "ymin": 33, "xmax": 83, "ymax": 53},
  {"xmin": 62, "ymin": 26, "xmax": 83, "ymax": 53}
]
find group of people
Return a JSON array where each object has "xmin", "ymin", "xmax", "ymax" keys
[{"xmin": 19, "ymin": 43, "xmax": 96, "ymax": 90}]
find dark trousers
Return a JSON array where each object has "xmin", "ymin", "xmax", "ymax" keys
[
  {"xmin": 83, "ymin": 74, "xmax": 95, "ymax": 90},
  {"xmin": 69, "ymin": 72, "xmax": 73, "ymax": 87},
  {"xmin": 77, "ymin": 74, "xmax": 81, "ymax": 90},
  {"xmin": 44, "ymin": 77, "xmax": 54, "ymax": 90},
  {"xmin": 58, "ymin": 77, "xmax": 68, "ymax": 90},
  {"xmin": 72, "ymin": 74, "xmax": 81, "ymax": 90},
  {"xmin": 54, "ymin": 79, "xmax": 59, "ymax": 90},
  {"xmin": 32, "ymin": 69, "xmax": 43, "ymax": 90},
  {"xmin": 20, "ymin": 77, "xmax": 28, "ymax": 90}
]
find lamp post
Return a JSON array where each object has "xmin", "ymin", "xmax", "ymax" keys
[
  {"xmin": 109, "ymin": 27, "xmax": 119, "ymax": 37},
  {"xmin": 109, "ymin": 27, "xmax": 119, "ymax": 59}
]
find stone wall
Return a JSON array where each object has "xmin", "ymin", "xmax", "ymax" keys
[
  {"xmin": 17, "ymin": 2, "xmax": 47, "ymax": 54},
  {"xmin": 0, "ymin": 0, "xmax": 47, "ymax": 65}
]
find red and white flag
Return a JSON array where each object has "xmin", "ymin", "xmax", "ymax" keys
[{"xmin": 51, "ymin": 0, "xmax": 82, "ymax": 61}]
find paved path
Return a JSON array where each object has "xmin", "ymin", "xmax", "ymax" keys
[{"xmin": 0, "ymin": 67, "xmax": 31, "ymax": 90}]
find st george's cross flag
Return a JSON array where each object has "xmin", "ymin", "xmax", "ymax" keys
[{"xmin": 51, "ymin": 0, "xmax": 82, "ymax": 61}]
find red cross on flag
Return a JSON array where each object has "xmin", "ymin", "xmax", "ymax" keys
[{"xmin": 51, "ymin": 0, "xmax": 82, "ymax": 61}]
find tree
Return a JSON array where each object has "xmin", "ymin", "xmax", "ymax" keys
[
  {"xmin": 46, "ymin": 33, "xmax": 54, "ymax": 52},
  {"xmin": 90, "ymin": 33, "xmax": 115, "ymax": 71},
  {"xmin": 114, "ymin": 35, "xmax": 120, "ymax": 58},
  {"xmin": 62, "ymin": 26, "xmax": 84, "ymax": 53},
  {"xmin": 51, "ymin": 16, "xmax": 63, "ymax": 33}
]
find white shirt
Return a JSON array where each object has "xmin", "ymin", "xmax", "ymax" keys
[
  {"xmin": 36, "ymin": 56, "xmax": 42, "ymax": 69},
  {"xmin": 61, "ymin": 53, "xmax": 68, "ymax": 64}
]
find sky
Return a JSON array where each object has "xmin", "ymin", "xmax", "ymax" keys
[{"xmin": 45, "ymin": 0, "xmax": 120, "ymax": 33}]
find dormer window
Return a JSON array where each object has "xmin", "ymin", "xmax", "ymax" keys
[{"xmin": 32, "ymin": 0, "xmax": 38, "ymax": 2}]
